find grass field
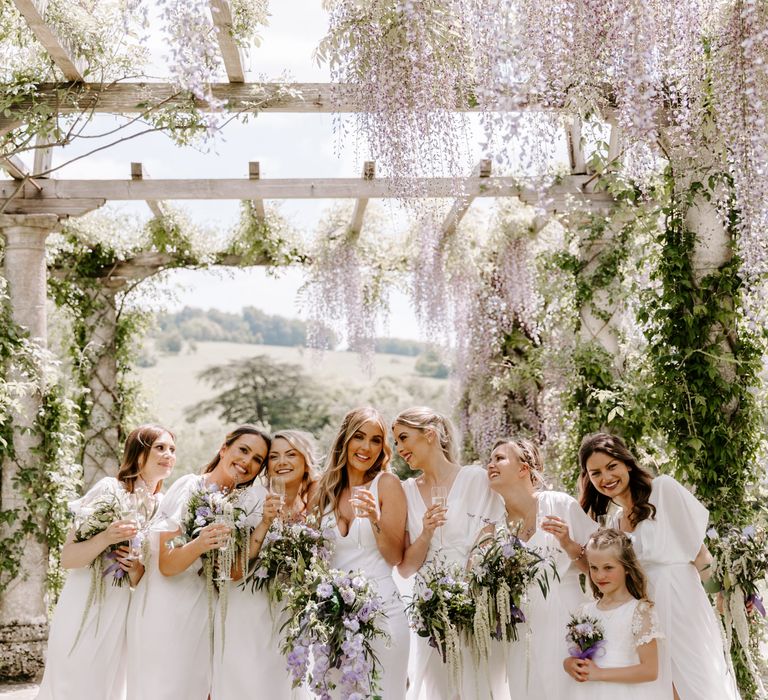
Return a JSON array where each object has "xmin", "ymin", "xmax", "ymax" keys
[{"xmin": 136, "ymin": 341, "xmax": 450, "ymax": 479}]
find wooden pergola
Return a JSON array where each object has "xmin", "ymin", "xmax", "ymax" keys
[{"xmin": 0, "ymin": 0, "xmax": 621, "ymax": 682}]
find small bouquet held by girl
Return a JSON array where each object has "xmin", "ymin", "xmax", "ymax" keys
[
  {"xmin": 407, "ymin": 557, "xmax": 475, "ymax": 688},
  {"xmin": 245, "ymin": 515, "xmax": 333, "ymax": 605},
  {"xmin": 281, "ymin": 562, "xmax": 387, "ymax": 700},
  {"xmin": 563, "ymin": 529, "xmax": 663, "ymax": 697},
  {"xmin": 468, "ymin": 525, "xmax": 556, "ymax": 658}
]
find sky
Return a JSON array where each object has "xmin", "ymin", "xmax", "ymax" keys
[{"xmin": 5, "ymin": 1, "xmax": 566, "ymax": 342}]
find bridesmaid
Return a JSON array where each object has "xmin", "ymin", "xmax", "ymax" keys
[
  {"xmin": 211, "ymin": 429, "xmax": 318, "ymax": 699},
  {"xmin": 38, "ymin": 424, "xmax": 175, "ymax": 700},
  {"xmin": 394, "ymin": 407, "xmax": 506, "ymax": 700},
  {"xmin": 485, "ymin": 437, "xmax": 597, "ymax": 699},
  {"xmin": 578, "ymin": 432, "xmax": 740, "ymax": 700},
  {"xmin": 128, "ymin": 425, "xmax": 269, "ymax": 700},
  {"xmin": 313, "ymin": 407, "xmax": 410, "ymax": 699}
]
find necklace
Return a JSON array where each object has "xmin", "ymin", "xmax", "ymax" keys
[{"xmin": 509, "ymin": 500, "xmax": 538, "ymax": 540}]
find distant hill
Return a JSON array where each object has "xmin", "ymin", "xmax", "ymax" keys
[{"xmin": 153, "ymin": 306, "xmax": 427, "ymax": 356}]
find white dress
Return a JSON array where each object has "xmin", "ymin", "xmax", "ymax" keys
[
  {"xmin": 620, "ymin": 475, "xmax": 740, "ymax": 700},
  {"xmin": 322, "ymin": 472, "xmax": 410, "ymax": 700},
  {"xmin": 125, "ymin": 474, "xmax": 210, "ymax": 700},
  {"xmin": 506, "ymin": 490, "xmax": 599, "ymax": 699},
  {"xmin": 568, "ymin": 599, "xmax": 667, "ymax": 699},
  {"xmin": 37, "ymin": 477, "xmax": 130, "ymax": 700},
  {"xmin": 210, "ymin": 482, "xmax": 307, "ymax": 699},
  {"xmin": 403, "ymin": 465, "xmax": 507, "ymax": 700}
]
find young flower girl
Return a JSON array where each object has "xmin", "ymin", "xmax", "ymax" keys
[{"xmin": 563, "ymin": 528, "xmax": 670, "ymax": 699}]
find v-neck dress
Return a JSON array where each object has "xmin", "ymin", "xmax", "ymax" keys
[
  {"xmin": 323, "ymin": 472, "xmax": 410, "ymax": 699},
  {"xmin": 402, "ymin": 466, "xmax": 506, "ymax": 700},
  {"xmin": 504, "ymin": 489, "xmax": 598, "ymax": 699},
  {"xmin": 614, "ymin": 475, "xmax": 740, "ymax": 700}
]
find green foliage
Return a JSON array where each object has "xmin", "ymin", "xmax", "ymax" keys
[
  {"xmin": 186, "ymin": 354, "xmax": 334, "ymax": 434},
  {"xmin": 638, "ymin": 167, "xmax": 764, "ymax": 526},
  {"xmin": 414, "ymin": 349, "xmax": 450, "ymax": 379}
]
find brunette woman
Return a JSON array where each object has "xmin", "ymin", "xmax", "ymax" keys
[
  {"xmin": 313, "ymin": 407, "xmax": 410, "ymax": 699},
  {"xmin": 211, "ymin": 429, "xmax": 318, "ymax": 700},
  {"xmin": 394, "ymin": 407, "xmax": 506, "ymax": 700},
  {"xmin": 128, "ymin": 425, "xmax": 269, "ymax": 700},
  {"xmin": 579, "ymin": 432, "xmax": 739, "ymax": 700},
  {"xmin": 38, "ymin": 424, "xmax": 176, "ymax": 700}
]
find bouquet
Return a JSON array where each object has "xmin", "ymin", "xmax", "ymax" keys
[
  {"xmin": 565, "ymin": 613, "xmax": 606, "ymax": 659},
  {"xmin": 707, "ymin": 522, "xmax": 768, "ymax": 691},
  {"xmin": 468, "ymin": 527, "xmax": 555, "ymax": 658},
  {"xmin": 281, "ymin": 563, "xmax": 387, "ymax": 700},
  {"xmin": 173, "ymin": 481, "xmax": 255, "ymax": 646},
  {"xmin": 245, "ymin": 516, "xmax": 332, "ymax": 604},
  {"xmin": 406, "ymin": 558, "xmax": 475, "ymax": 688}
]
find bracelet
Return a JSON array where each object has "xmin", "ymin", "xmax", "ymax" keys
[{"xmin": 570, "ymin": 545, "xmax": 586, "ymax": 562}]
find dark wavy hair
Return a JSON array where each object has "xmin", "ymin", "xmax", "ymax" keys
[
  {"xmin": 578, "ymin": 432, "xmax": 656, "ymax": 526},
  {"xmin": 202, "ymin": 424, "xmax": 271, "ymax": 488},
  {"xmin": 116, "ymin": 424, "xmax": 175, "ymax": 494},
  {"xmin": 586, "ymin": 528, "xmax": 650, "ymax": 601}
]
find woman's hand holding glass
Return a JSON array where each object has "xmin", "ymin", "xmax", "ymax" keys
[{"xmin": 196, "ymin": 521, "xmax": 232, "ymax": 554}]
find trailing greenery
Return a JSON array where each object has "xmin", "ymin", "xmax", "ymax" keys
[{"xmin": 0, "ymin": 279, "xmax": 81, "ymax": 599}]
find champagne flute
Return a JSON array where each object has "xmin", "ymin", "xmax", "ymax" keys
[
  {"xmin": 597, "ymin": 514, "xmax": 609, "ymax": 529},
  {"xmin": 351, "ymin": 486, "xmax": 367, "ymax": 549},
  {"xmin": 270, "ymin": 476, "xmax": 286, "ymax": 524},
  {"xmin": 214, "ymin": 504, "xmax": 235, "ymax": 582},
  {"xmin": 122, "ymin": 493, "xmax": 143, "ymax": 562},
  {"xmin": 431, "ymin": 486, "xmax": 448, "ymax": 548}
]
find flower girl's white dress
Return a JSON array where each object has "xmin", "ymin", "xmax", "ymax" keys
[
  {"xmin": 37, "ymin": 478, "xmax": 130, "ymax": 700},
  {"xmin": 324, "ymin": 471, "xmax": 411, "ymax": 699},
  {"xmin": 568, "ymin": 598, "xmax": 667, "ymax": 699},
  {"xmin": 210, "ymin": 482, "xmax": 307, "ymax": 699},
  {"xmin": 403, "ymin": 465, "xmax": 506, "ymax": 700}
]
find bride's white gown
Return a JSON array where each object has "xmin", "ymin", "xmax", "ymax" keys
[
  {"xmin": 322, "ymin": 472, "xmax": 410, "ymax": 699},
  {"xmin": 210, "ymin": 482, "xmax": 307, "ymax": 699},
  {"xmin": 37, "ymin": 477, "xmax": 130, "ymax": 700},
  {"xmin": 403, "ymin": 466, "xmax": 507, "ymax": 700}
]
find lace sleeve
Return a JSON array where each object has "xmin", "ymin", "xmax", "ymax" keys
[{"xmin": 632, "ymin": 600, "xmax": 663, "ymax": 647}]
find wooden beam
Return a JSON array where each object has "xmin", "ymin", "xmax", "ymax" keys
[
  {"xmin": 439, "ymin": 158, "xmax": 492, "ymax": 237},
  {"xmin": 0, "ymin": 197, "xmax": 105, "ymax": 216},
  {"xmin": 567, "ymin": 116, "xmax": 587, "ymax": 175},
  {"xmin": 11, "ymin": 0, "xmax": 85, "ymax": 81},
  {"xmin": 0, "ymin": 175, "xmax": 613, "ymax": 214},
  {"xmin": 8, "ymin": 82, "xmax": 577, "ymax": 116},
  {"xmin": 130, "ymin": 162, "xmax": 165, "ymax": 219},
  {"xmin": 248, "ymin": 161, "xmax": 265, "ymax": 219},
  {"xmin": 608, "ymin": 122, "xmax": 621, "ymax": 164},
  {"xmin": 348, "ymin": 161, "xmax": 375, "ymax": 238},
  {"xmin": 0, "ymin": 155, "xmax": 27, "ymax": 180},
  {"xmin": 32, "ymin": 134, "xmax": 53, "ymax": 177},
  {"xmin": 210, "ymin": 0, "xmax": 245, "ymax": 83}
]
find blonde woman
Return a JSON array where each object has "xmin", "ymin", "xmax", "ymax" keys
[
  {"xmin": 486, "ymin": 437, "xmax": 597, "ymax": 699},
  {"xmin": 394, "ymin": 407, "xmax": 506, "ymax": 700},
  {"xmin": 129, "ymin": 425, "xmax": 270, "ymax": 700},
  {"xmin": 211, "ymin": 429, "xmax": 318, "ymax": 699},
  {"xmin": 313, "ymin": 407, "xmax": 409, "ymax": 699}
]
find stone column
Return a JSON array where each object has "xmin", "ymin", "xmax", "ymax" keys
[
  {"xmin": 80, "ymin": 284, "xmax": 121, "ymax": 489},
  {"xmin": 0, "ymin": 214, "xmax": 59, "ymax": 681}
]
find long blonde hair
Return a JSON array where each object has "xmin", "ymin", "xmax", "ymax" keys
[
  {"xmin": 393, "ymin": 406, "xmax": 459, "ymax": 464},
  {"xmin": 586, "ymin": 528, "xmax": 650, "ymax": 601},
  {"xmin": 314, "ymin": 407, "xmax": 392, "ymax": 519},
  {"xmin": 267, "ymin": 430, "xmax": 319, "ymax": 508}
]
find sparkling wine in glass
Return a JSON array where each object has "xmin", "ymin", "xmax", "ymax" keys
[
  {"xmin": 431, "ymin": 486, "xmax": 448, "ymax": 547},
  {"xmin": 214, "ymin": 504, "xmax": 235, "ymax": 581},
  {"xmin": 351, "ymin": 486, "xmax": 366, "ymax": 549},
  {"xmin": 270, "ymin": 476, "xmax": 286, "ymax": 522}
]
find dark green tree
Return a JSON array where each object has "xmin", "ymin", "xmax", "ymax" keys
[{"xmin": 185, "ymin": 355, "xmax": 333, "ymax": 434}]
